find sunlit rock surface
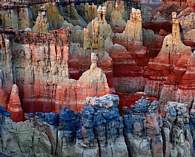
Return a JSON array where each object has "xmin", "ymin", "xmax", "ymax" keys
[{"xmin": 0, "ymin": 0, "xmax": 195, "ymax": 156}]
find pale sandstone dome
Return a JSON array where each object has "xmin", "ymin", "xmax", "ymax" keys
[
  {"xmin": 79, "ymin": 67, "xmax": 108, "ymax": 83},
  {"xmin": 78, "ymin": 52, "xmax": 110, "ymax": 96}
]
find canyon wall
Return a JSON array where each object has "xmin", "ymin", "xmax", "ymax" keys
[
  {"xmin": 0, "ymin": 94, "xmax": 194, "ymax": 157},
  {"xmin": 0, "ymin": 28, "xmax": 110, "ymax": 114},
  {"xmin": 0, "ymin": 1, "xmax": 194, "ymax": 116}
]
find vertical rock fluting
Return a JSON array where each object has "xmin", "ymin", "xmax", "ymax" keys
[
  {"xmin": 12, "ymin": 28, "xmax": 70, "ymax": 112},
  {"xmin": 0, "ymin": 94, "xmax": 129, "ymax": 157},
  {"xmin": 0, "ymin": 22, "xmax": 111, "ymax": 113},
  {"xmin": 1, "ymin": 94, "xmax": 195, "ymax": 157},
  {"xmin": 0, "ymin": 34, "xmax": 13, "ymax": 107}
]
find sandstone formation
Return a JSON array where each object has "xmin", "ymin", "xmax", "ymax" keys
[
  {"xmin": 0, "ymin": 0, "xmax": 195, "ymax": 156},
  {"xmin": 12, "ymin": 28, "xmax": 69, "ymax": 112},
  {"xmin": 18, "ymin": 7, "xmax": 31, "ymax": 29},
  {"xmin": 7, "ymin": 84, "xmax": 23, "ymax": 122},
  {"xmin": 0, "ymin": 0, "xmax": 194, "ymax": 115},
  {"xmin": 1, "ymin": 95, "xmax": 195, "ymax": 157},
  {"xmin": 0, "ymin": 9, "xmax": 19, "ymax": 29},
  {"xmin": 123, "ymin": 8, "xmax": 143, "ymax": 45},
  {"xmin": 45, "ymin": 2, "xmax": 64, "ymax": 29},
  {"xmin": 0, "ymin": 94, "xmax": 129, "ymax": 157},
  {"xmin": 77, "ymin": 53, "xmax": 110, "ymax": 99},
  {"xmin": 64, "ymin": 3, "xmax": 87, "ymax": 27},
  {"xmin": 32, "ymin": 5, "xmax": 49, "ymax": 33},
  {"xmin": 55, "ymin": 52, "xmax": 110, "ymax": 112},
  {"xmin": 84, "ymin": 3, "xmax": 97, "ymax": 22},
  {"xmin": 145, "ymin": 12, "xmax": 192, "ymax": 100},
  {"xmin": 177, "ymin": 54, "xmax": 195, "ymax": 104},
  {"xmin": 162, "ymin": 0, "xmax": 195, "ymax": 9},
  {"xmin": 179, "ymin": 12, "xmax": 195, "ymax": 33},
  {"xmin": 110, "ymin": 1, "xmax": 126, "ymax": 30},
  {"xmin": 83, "ymin": 5, "xmax": 113, "ymax": 50}
]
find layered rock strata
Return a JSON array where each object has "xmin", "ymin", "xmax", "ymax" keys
[
  {"xmin": 55, "ymin": 52, "xmax": 110, "ymax": 112},
  {"xmin": 0, "ymin": 26, "xmax": 110, "ymax": 113},
  {"xmin": 145, "ymin": 12, "xmax": 192, "ymax": 103}
]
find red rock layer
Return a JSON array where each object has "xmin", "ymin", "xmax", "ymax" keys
[
  {"xmin": 175, "ymin": 55, "xmax": 195, "ymax": 104},
  {"xmin": 68, "ymin": 52, "xmax": 113, "ymax": 87},
  {"xmin": 110, "ymin": 39, "xmax": 148, "ymax": 93},
  {"xmin": 7, "ymin": 84, "xmax": 24, "ymax": 122}
]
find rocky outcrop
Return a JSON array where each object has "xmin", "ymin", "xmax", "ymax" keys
[
  {"xmin": 64, "ymin": 3, "xmax": 87, "ymax": 27},
  {"xmin": 187, "ymin": 0, "xmax": 195, "ymax": 10},
  {"xmin": 7, "ymin": 84, "xmax": 23, "ymax": 122},
  {"xmin": 0, "ymin": 34, "xmax": 13, "ymax": 90},
  {"xmin": 179, "ymin": 12, "xmax": 195, "ymax": 33},
  {"xmin": 123, "ymin": 8, "xmax": 143, "ymax": 45},
  {"xmin": 0, "ymin": 9, "xmax": 19, "ymax": 29},
  {"xmin": 55, "ymin": 52, "xmax": 110, "ymax": 112},
  {"xmin": 83, "ymin": 3, "xmax": 97, "ymax": 22},
  {"xmin": 83, "ymin": 5, "xmax": 113, "ymax": 50},
  {"xmin": 0, "ymin": 22, "xmax": 111, "ymax": 113},
  {"xmin": 78, "ymin": 53, "xmax": 110, "ymax": 98},
  {"xmin": 45, "ymin": 2, "xmax": 64, "ymax": 30},
  {"xmin": 0, "ymin": 2, "xmax": 195, "ymax": 156},
  {"xmin": 110, "ymin": 1, "xmax": 126, "ymax": 31},
  {"xmin": 145, "ymin": 12, "xmax": 192, "ymax": 99},
  {"xmin": 11, "ymin": 29, "xmax": 69, "ymax": 112},
  {"xmin": 177, "ymin": 54, "xmax": 195, "ymax": 104},
  {"xmin": 184, "ymin": 29, "xmax": 195, "ymax": 43},
  {"xmin": 32, "ymin": 5, "xmax": 49, "ymax": 33},
  {"xmin": 1, "ymin": 94, "xmax": 195, "ymax": 157},
  {"xmin": 0, "ymin": 94, "xmax": 128, "ymax": 157}
]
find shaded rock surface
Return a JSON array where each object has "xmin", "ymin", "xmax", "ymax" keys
[{"xmin": 0, "ymin": 94, "xmax": 195, "ymax": 157}]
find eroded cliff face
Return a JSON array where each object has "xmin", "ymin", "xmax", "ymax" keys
[
  {"xmin": 0, "ymin": 94, "xmax": 195, "ymax": 157},
  {"xmin": 0, "ymin": 0, "xmax": 194, "ymax": 113},
  {"xmin": 0, "ymin": 28, "xmax": 110, "ymax": 113},
  {"xmin": 11, "ymin": 29, "xmax": 69, "ymax": 112},
  {"xmin": 0, "ymin": 0, "xmax": 195, "ymax": 157}
]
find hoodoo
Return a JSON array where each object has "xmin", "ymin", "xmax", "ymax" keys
[
  {"xmin": 7, "ymin": 84, "xmax": 24, "ymax": 122},
  {"xmin": 0, "ymin": 0, "xmax": 195, "ymax": 157}
]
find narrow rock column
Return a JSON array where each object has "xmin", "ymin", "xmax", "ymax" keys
[{"xmin": 7, "ymin": 84, "xmax": 24, "ymax": 122}]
